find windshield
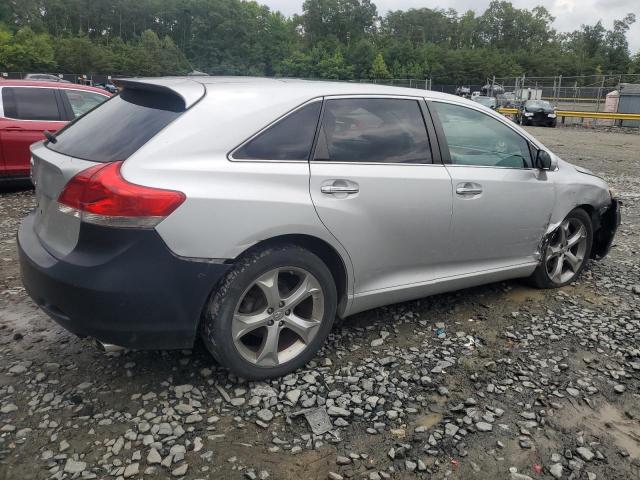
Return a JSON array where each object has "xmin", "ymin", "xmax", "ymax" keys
[{"xmin": 525, "ymin": 100, "xmax": 552, "ymax": 109}]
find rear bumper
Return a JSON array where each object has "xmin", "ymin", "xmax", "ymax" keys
[
  {"xmin": 592, "ymin": 198, "xmax": 621, "ymax": 260},
  {"xmin": 18, "ymin": 213, "xmax": 231, "ymax": 349}
]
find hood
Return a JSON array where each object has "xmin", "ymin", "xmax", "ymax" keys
[{"xmin": 573, "ymin": 164, "xmax": 600, "ymax": 178}]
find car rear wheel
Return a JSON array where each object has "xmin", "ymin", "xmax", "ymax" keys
[
  {"xmin": 201, "ymin": 244, "xmax": 337, "ymax": 379},
  {"xmin": 529, "ymin": 209, "xmax": 593, "ymax": 288}
]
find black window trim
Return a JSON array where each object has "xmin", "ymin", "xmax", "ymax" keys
[
  {"xmin": 309, "ymin": 94, "xmax": 439, "ymax": 167},
  {"xmin": 0, "ymin": 85, "xmax": 66, "ymax": 122},
  {"xmin": 427, "ymin": 98, "xmax": 541, "ymax": 171},
  {"xmin": 228, "ymin": 97, "xmax": 324, "ymax": 163}
]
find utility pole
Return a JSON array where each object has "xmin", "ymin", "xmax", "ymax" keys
[
  {"xmin": 597, "ymin": 75, "xmax": 605, "ymax": 112},
  {"xmin": 557, "ymin": 75, "xmax": 562, "ymax": 105}
]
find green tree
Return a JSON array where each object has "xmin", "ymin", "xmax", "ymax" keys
[
  {"xmin": 370, "ymin": 52, "xmax": 390, "ymax": 78},
  {"xmin": 604, "ymin": 13, "xmax": 636, "ymax": 73},
  {"xmin": 630, "ymin": 52, "xmax": 640, "ymax": 74},
  {"xmin": 0, "ymin": 0, "xmax": 637, "ymax": 82},
  {"xmin": 302, "ymin": 0, "xmax": 377, "ymax": 45},
  {"xmin": 0, "ymin": 26, "xmax": 55, "ymax": 71}
]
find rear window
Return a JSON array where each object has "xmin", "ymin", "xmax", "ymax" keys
[
  {"xmin": 233, "ymin": 102, "xmax": 322, "ymax": 161},
  {"xmin": 2, "ymin": 87, "xmax": 62, "ymax": 121},
  {"xmin": 47, "ymin": 89, "xmax": 183, "ymax": 162}
]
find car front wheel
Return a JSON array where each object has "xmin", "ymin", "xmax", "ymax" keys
[
  {"xmin": 529, "ymin": 209, "xmax": 593, "ymax": 288},
  {"xmin": 201, "ymin": 244, "xmax": 337, "ymax": 379}
]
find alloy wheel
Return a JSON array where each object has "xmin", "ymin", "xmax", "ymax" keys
[
  {"xmin": 231, "ymin": 267, "xmax": 324, "ymax": 367},
  {"xmin": 545, "ymin": 217, "xmax": 588, "ymax": 284}
]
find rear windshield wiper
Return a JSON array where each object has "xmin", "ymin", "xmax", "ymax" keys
[{"xmin": 43, "ymin": 130, "xmax": 57, "ymax": 144}]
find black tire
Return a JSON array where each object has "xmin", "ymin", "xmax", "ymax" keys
[
  {"xmin": 529, "ymin": 208, "xmax": 593, "ymax": 289},
  {"xmin": 201, "ymin": 244, "xmax": 337, "ymax": 380}
]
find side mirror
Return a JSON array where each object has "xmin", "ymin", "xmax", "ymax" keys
[{"xmin": 536, "ymin": 150, "xmax": 557, "ymax": 170}]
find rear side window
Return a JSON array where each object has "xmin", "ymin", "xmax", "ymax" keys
[
  {"xmin": 48, "ymin": 89, "xmax": 183, "ymax": 162},
  {"xmin": 313, "ymin": 98, "xmax": 432, "ymax": 164},
  {"xmin": 233, "ymin": 102, "xmax": 322, "ymax": 160},
  {"xmin": 63, "ymin": 90, "xmax": 108, "ymax": 118},
  {"xmin": 1, "ymin": 87, "xmax": 62, "ymax": 121}
]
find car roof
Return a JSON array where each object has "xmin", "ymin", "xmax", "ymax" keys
[
  {"xmin": 0, "ymin": 79, "xmax": 110, "ymax": 95},
  {"xmin": 116, "ymin": 76, "xmax": 475, "ymax": 109}
]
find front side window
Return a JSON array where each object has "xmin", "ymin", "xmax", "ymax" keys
[
  {"xmin": 1, "ymin": 87, "xmax": 62, "ymax": 121},
  {"xmin": 314, "ymin": 98, "xmax": 432, "ymax": 164},
  {"xmin": 64, "ymin": 90, "xmax": 108, "ymax": 118},
  {"xmin": 233, "ymin": 102, "xmax": 322, "ymax": 160},
  {"xmin": 433, "ymin": 102, "xmax": 532, "ymax": 168}
]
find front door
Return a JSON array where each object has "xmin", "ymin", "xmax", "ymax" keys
[
  {"xmin": 0, "ymin": 86, "xmax": 66, "ymax": 177},
  {"xmin": 431, "ymin": 101, "xmax": 555, "ymax": 271},
  {"xmin": 309, "ymin": 97, "xmax": 453, "ymax": 295}
]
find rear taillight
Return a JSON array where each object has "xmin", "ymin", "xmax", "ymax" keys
[{"xmin": 57, "ymin": 161, "xmax": 185, "ymax": 228}]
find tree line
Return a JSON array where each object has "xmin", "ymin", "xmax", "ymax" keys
[{"xmin": 0, "ymin": 0, "xmax": 638, "ymax": 85}]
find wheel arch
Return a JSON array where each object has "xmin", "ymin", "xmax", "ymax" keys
[
  {"xmin": 229, "ymin": 234, "xmax": 351, "ymax": 317},
  {"xmin": 542, "ymin": 203, "xmax": 607, "ymax": 262}
]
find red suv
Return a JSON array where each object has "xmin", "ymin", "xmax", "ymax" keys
[{"xmin": 0, "ymin": 80, "xmax": 111, "ymax": 183}]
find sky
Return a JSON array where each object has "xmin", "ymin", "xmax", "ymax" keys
[{"xmin": 260, "ymin": 0, "xmax": 640, "ymax": 53}]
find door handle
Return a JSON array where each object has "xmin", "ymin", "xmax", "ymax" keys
[
  {"xmin": 1, "ymin": 126, "xmax": 24, "ymax": 131},
  {"xmin": 321, "ymin": 180, "xmax": 359, "ymax": 195},
  {"xmin": 321, "ymin": 185, "xmax": 359, "ymax": 194},
  {"xmin": 456, "ymin": 183, "xmax": 483, "ymax": 196}
]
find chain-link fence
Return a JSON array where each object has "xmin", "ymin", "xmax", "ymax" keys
[
  {"xmin": 485, "ymin": 74, "xmax": 640, "ymax": 112},
  {"xmin": 1, "ymin": 72, "xmax": 113, "ymax": 85},
  {"xmin": 5, "ymin": 70, "xmax": 639, "ymax": 123}
]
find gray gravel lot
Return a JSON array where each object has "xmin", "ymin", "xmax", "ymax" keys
[{"xmin": 1, "ymin": 126, "xmax": 639, "ymax": 480}]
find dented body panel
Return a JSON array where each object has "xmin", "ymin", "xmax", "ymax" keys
[{"xmin": 546, "ymin": 158, "xmax": 611, "ymax": 234}]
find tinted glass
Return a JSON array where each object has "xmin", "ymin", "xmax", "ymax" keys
[
  {"xmin": 234, "ymin": 102, "xmax": 321, "ymax": 160},
  {"xmin": 64, "ymin": 90, "xmax": 108, "ymax": 118},
  {"xmin": 2, "ymin": 87, "xmax": 62, "ymax": 121},
  {"xmin": 314, "ymin": 99, "xmax": 431, "ymax": 164},
  {"xmin": 433, "ymin": 102, "xmax": 532, "ymax": 168},
  {"xmin": 48, "ymin": 89, "xmax": 183, "ymax": 162}
]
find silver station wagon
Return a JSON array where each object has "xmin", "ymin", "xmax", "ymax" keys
[{"xmin": 18, "ymin": 77, "xmax": 620, "ymax": 379}]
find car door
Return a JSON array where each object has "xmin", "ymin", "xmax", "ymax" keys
[
  {"xmin": 430, "ymin": 100, "xmax": 555, "ymax": 271},
  {"xmin": 309, "ymin": 96, "xmax": 453, "ymax": 295},
  {"xmin": 0, "ymin": 86, "xmax": 66, "ymax": 176}
]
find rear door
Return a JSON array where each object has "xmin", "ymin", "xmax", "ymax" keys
[
  {"xmin": 309, "ymin": 96, "xmax": 453, "ymax": 295},
  {"xmin": 430, "ymin": 100, "xmax": 555, "ymax": 270},
  {"xmin": 0, "ymin": 86, "xmax": 66, "ymax": 176}
]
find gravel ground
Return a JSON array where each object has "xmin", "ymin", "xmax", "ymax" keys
[{"xmin": 1, "ymin": 126, "xmax": 639, "ymax": 480}]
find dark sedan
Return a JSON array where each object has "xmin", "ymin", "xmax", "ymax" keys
[{"xmin": 516, "ymin": 100, "xmax": 557, "ymax": 127}]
